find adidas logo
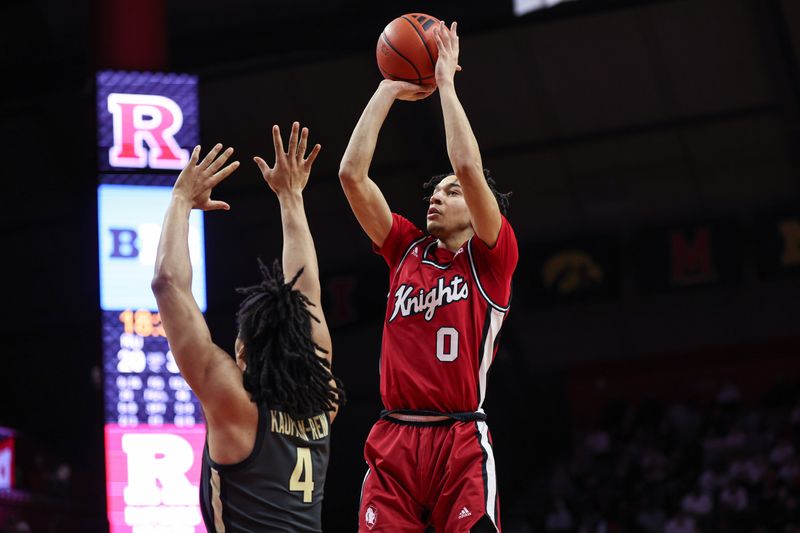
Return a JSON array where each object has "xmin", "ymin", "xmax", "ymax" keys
[
  {"xmin": 413, "ymin": 14, "xmax": 436, "ymax": 32},
  {"xmin": 412, "ymin": 247, "xmax": 419, "ymax": 257},
  {"xmin": 458, "ymin": 506, "xmax": 472, "ymax": 519}
]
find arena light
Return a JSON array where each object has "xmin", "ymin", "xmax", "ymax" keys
[{"xmin": 513, "ymin": 0, "xmax": 575, "ymax": 16}]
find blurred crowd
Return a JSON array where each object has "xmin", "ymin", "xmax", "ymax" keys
[
  {"xmin": 509, "ymin": 380, "xmax": 800, "ymax": 532},
  {"xmin": 0, "ymin": 432, "xmax": 82, "ymax": 533}
]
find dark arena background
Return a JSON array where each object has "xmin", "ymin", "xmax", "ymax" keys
[{"xmin": 3, "ymin": 0, "xmax": 800, "ymax": 531}]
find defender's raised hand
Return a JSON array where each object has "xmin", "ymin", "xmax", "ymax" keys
[
  {"xmin": 173, "ymin": 143, "xmax": 238, "ymax": 211},
  {"xmin": 254, "ymin": 122, "xmax": 321, "ymax": 196},
  {"xmin": 433, "ymin": 21, "xmax": 462, "ymax": 87}
]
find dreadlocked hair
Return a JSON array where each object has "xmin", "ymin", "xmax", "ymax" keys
[
  {"xmin": 235, "ymin": 258, "xmax": 345, "ymax": 421},
  {"xmin": 422, "ymin": 168, "xmax": 512, "ymax": 215}
]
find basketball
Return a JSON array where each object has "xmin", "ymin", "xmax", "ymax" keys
[{"xmin": 376, "ymin": 13, "xmax": 440, "ymax": 86}]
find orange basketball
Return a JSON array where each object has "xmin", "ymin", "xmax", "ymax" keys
[{"xmin": 376, "ymin": 13, "xmax": 440, "ymax": 86}]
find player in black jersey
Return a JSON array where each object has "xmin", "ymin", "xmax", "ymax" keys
[{"xmin": 152, "ymin": 122, "xmax": 345, "ymax": 532}]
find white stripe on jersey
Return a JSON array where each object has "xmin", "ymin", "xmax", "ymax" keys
[
  {"xmin": 359, "ymin": 466, "xmax": 371, "ymax": 507},
  {"xmin": 210, "ymin": 467, "xmax": 226, "ymax": 532},
  {"xmin": 477, "ymin": 420, "xmax": 500, "ymax": 531},
  {"xmin": 478, "ymin": 307, "xmax": 506, "ymax": 409},
  {"xmin": 422, "ymin": 259, "xmax": 451, "ymax": 270},
  {"xmin": 466, "ymin": 239, "xmax": 510, "ymax": 312}
]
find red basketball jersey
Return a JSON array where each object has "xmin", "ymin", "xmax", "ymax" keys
[{"xmin": 373, "ymin": 213, "xmax": 518, "ymax": 412}]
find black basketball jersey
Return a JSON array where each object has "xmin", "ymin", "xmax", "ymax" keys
[{"xmin": 200, "ymin": 404, "xmax": 331, "ymax": 532}]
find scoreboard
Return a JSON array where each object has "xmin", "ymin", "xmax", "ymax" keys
[{"xmin": 97, "ymin": 71, "xmax": 207, "ymax": 532}]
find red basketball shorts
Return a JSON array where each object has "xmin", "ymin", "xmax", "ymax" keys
[{"xmin": 358, "ymin": 418, "xmax": 501, "ymax": 532}]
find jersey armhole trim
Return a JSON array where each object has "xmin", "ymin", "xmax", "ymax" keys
[
  {"xmin": 467, "ymin": 239, "xmax": 510, "ymax": 312},
  {"xmin": 206, "ymin": 403, "xmax": 267, "ymax": 473},
  {"xmin": 395, "ymin": 235, "xmax": 429, "ymax": 274}
]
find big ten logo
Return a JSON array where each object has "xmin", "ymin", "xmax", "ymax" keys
[
  {"xmin": 121, "ymin": 433, "xmax": 202, "ymax": 529},
  {"xmin": 107, "ymin": 93, "xmax": 190, "ymax": 170},
  {"xmin": 107, "ymin": 224, "xmax": 202, "ymax": 267}
]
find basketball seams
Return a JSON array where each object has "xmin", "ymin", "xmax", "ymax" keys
[
  {"xmin": 401, "ymin": 16, "xmax": 437, "ymax": 73},
  {"xmin": 377, "ymin": 65, "xmax": 434, "ymax": 84},
  {"xmin": 381, "ymin": 32, "xmax": 422, "ymax": 84}
]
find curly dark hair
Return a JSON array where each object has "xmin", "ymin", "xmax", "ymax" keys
[
  {"xmin": 235, "ymin": 259, "xmax": 345, "ymax": 421},
  {"xmin": 422, "ymin": 168, "xmax": 512, "ymax": 215}
]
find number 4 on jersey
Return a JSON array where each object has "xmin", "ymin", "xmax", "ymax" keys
[{"xmin": 290, "ymin": 447, "xmax": 314, "ymax": 503}]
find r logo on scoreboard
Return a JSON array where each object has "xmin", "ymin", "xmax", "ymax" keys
[{"xmin": 107, "ymin": 93, "xmax": 190, "ymax": 170}]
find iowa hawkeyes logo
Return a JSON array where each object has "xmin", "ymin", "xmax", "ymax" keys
[{"xmin": 542, "ymin": 250, "xmax": 603, "ymax": 294}]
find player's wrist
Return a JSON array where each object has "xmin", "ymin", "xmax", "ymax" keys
[
  {"xmin": 436, "ymin": 77, "xmax": 455, "ymax": 91},
  {"xmin": 378, "ymin": 80, "xmax": 403, "ymax": 99},
  {"xmin": 170, "ymin": 193, "xmax": 194, "ymax": 211},
  {"xmin": 276, "ymin": 189, "xmax": 304, "ymax": 204}
]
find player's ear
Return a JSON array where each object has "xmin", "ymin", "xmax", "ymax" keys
[{"xmin": 235, "ymin": 337, "xmax": 247, "ymax": 370}]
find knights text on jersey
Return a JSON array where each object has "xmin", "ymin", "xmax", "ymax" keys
[{"xmin": 373, "ymin": 213, "xmax": 518, "ymax": 412}]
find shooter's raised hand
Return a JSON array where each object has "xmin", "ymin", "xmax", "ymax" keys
[{"xmin": 433, "ymin": 21, "xmax": 462, "ymax": 87}]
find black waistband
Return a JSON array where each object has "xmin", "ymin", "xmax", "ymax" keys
[{"xmin": 380, "ymin": 409, "xmax": 487, "ymax": 424}]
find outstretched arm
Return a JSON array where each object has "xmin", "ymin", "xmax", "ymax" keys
[
  {"xmin": 435, "ymin": 21, "xmax": 502, "ymax": 247},
  {"xmin": 255, "ymin": 122, "xmax": 340, "ymax": 419},
  {"xmin": 151, "ymin": 144, "xmax": 244, "ymax": 412},
  {"xmin": 338, "ymin": 80, "xmax": 435, "ymax": 247},
  {"xmin": 255, "ymin": 123, "xmax": 328, "ymax": 352}
]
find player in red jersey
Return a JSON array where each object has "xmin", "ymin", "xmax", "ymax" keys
[{"xmin": 339, "ymin": 21, "xmax": 517, "ymax": 532}]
